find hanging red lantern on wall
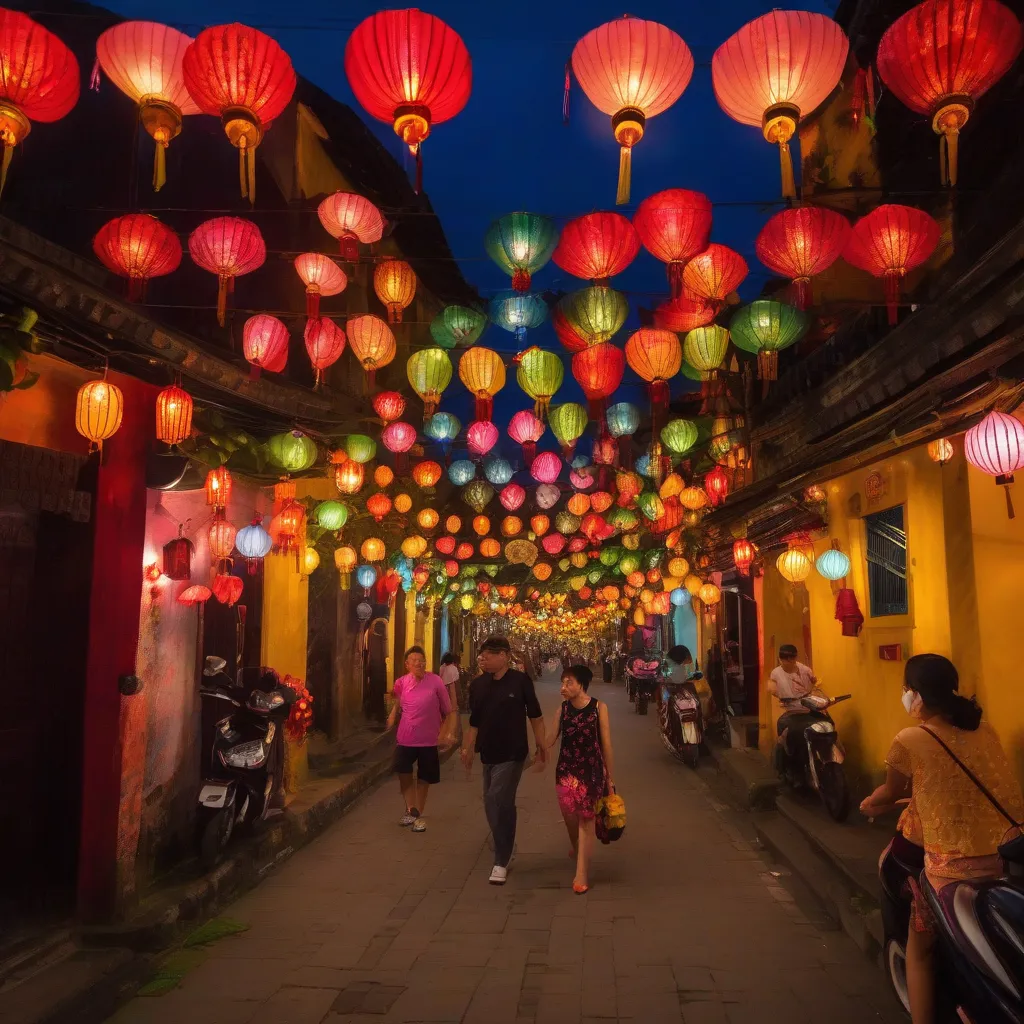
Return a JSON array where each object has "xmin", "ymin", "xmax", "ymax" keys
[
  {"xmin": 206, "ymin": 466, "xmax": 232, "ymax": 512},
  {"xmin": 294, "ymin": 253, "xmax": 347, "ymax": 320},
  {"xmin": 303, "ymin": 316, "xmax": 346, "ymax": 387},
  {"xmin": 877, "ymin": 0, "xmax": 1023, "ymax": 187},
  {"xmin": 572, "ymin": 343, "xmax": 625, "ymax": 421},
  {"xmin": 92, "ymin": 213, "xmax": 182, "ymax": 301},
  {"xmin": 682, "ymin": 244, "xmax": 748, "ymax": 312},
  {"xmin": 242, "ymin": 314, "xmax": 289, "ymax": 376},
  {"xmin": 182, "ymin": 23, "xmax": 296, "ymax": 201},
  {"xmin": 755, "ymin": 206, "xmax": 851, "ymax": 309},
  {"xmin": 155, "ymin": 382, "xmax": 193, "ymax": 445},
  {"xmin": 633, "ymin": 189, "xmax": 712, "ymax": 298},
  {"xmin": 733, "ymin": 538, "xmax": 756, "ymax": 576},
  {"xmin": 188, "ymin": 217, "xmax": 266, "ymax": 326},
  {"xmin": 964, "ymin": 409, "xmax": 1024, "ymax": 518},
  {"xmin": 317, "ymin": 192, "xmax": 385, "ymax": 260},
  {"xmin": 344, "ymin": 9, "xmax": 472, "ymax": 192},
  {"xmin": 374, "ymin": 258, "xmax": 416, "ymax": 323},
  {"xmin": 553, "ymin": 212, "xmax": 640, "ymax": 283},
  {"xmin": 162, "ymin": 528, "xmax": 194, "ymax": 580},
  {"xmin": 507, "ymin": 410, "xmax": 545, "ymax": 468},
  {"xmin": 570, "ymin": 16, "xmax": 694, "ymax": 205},
  {"xmin": 843, "ymin": 205, "xmax": 940, "ymax": 325},
  {"xmin": 0, "ymin": 10, "xmax": 79, "ymax": 197}
]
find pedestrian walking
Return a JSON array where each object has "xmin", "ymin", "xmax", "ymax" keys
[
  {"xmin": 544, "ymin": 664, "xmax": 616, "ymax": 894},
  {"xmin": 461, "ymin": 635, "xmax": 547, "ymax": 885},
  {"xmin": 439, "ymin": 651, "xmax": 462, "ymax": 749},
  {"xmin": 387, "ymin": 646, "xmax": 458, "ymax": 833}
]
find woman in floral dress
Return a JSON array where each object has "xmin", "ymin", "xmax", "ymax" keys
[{"xmin": 548, "ymin": 665, "xmax": 617, "ymax": 893}]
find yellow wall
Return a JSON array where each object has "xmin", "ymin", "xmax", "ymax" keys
[{"xmin": 261, "ymin": 552, "xmax": 309, "ymax": 680}]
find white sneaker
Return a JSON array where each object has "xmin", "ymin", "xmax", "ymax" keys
[
  {"xmin": 489, "ymin": 865, "xmax": 508, "ymax": 885},
  {"xmin": 399, "ymin": 810, "xmax": 418, "ymax": 827},
  {"xmin": 412, "ymin": 817, "xmax": 427, "ymax": 832}
]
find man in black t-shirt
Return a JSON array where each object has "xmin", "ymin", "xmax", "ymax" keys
[{"xmin": 461, "ymin": 634, "xmax": 546, "ymax": 885}]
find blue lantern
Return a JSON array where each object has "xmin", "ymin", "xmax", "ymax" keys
[
  {"xmin": 449, "ymin": 459, "xmax": 476, "ymax": 486},
  {"xmin": 355, "ymin": 564, "xmax": 377, "ymax": 591},
  {"xmin": 484, "ymin": 456, "xmax": 513, "ymax": 486},
  {"xmin": 571, "ymin": 453, "xmax": 591, "ymax": 470},
  {"xmin": 816, "ymin": 548, "xmax": 851, "ymax": 581},
  {"xmin": 489, "ymin": 290, "xmax": 548, "ymax": 346},
  {"xmin": 425, "ymin": 411, "xmax": 461, "ymax": 460},
  {"xmin": 606, "ymin": 402, "xmax": 640, "ymax": 438},
  {"xmin": 670, "ymin": 587, "xmax": 691, "ymax": 607},
  {"xmin": 235, "ymin": 518, "xmax": 273, "ymax": 574},
  {"xmin": 635, "ymin": 453, "xmax": 653, "ymax": 477}
]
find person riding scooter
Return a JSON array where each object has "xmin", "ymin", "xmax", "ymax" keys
[{"xmin": 768, "ymin": 644, "xmax": 821, "ymax": 774}]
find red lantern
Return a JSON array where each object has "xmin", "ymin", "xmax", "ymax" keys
[
  {"xmin": 508, "ymin": 410, "xmax": 545, "ymax": 468},
  {"xmin": 412, "ymin": 460, "xmax": 443, "ymax": 490},
  {"xmin": 553, "ymin": 212, "xmax": 640, "ymax": 283},
  {"xmin": 303, "ymin": 316, "xmax": 346, "ymax": 386},
  {"xmin": 500, "ymin": 483, "xmax": 526, "ymax": 511},
  {"xmin": 366, "ymin": 492, "xmax": 392, "ymax": 522},
  {"xmin": 156, "ymin": 383, "xmax": 193, "ymax": 445},
  {"xmin": 581, "ymin": 513, "xmax": 615, "ymax": 544},
  {"xmin": 877, "ymin": 0, "xmax": 1022, "ymax": 186},
  {"xmin": 531, "ymin": 452, "xmax": 562, "ymax": 485},
  {"xmin": 205, "ymin": 466, "xmax": 232, "ymax": 511},
  {"xmin": 0, "ymin": 10, "xmax": 79, "ymax": 197},
  {"xmin": 467, "ymin": 420, "xmax": 499, "ymax": 458},
  {"xmin": 188, "ymin": 217, "xmax": 265, "ymax": 326},
  {"xmin": 633, "ymin": 189, "xmax": 712, "ymax": 298},
  {"xmin": 92, "ymin": 214, "xmax": 182, "ymax": 301},
  {"xmin": 177, "ymin": 584, "xmax": 211, "ymax": 606},
  {"xmin": 294, "ymin": 253, "xmax": 347, "ymax": 319},
  {"xmin": 654, "ymin": 296, "xmax": 715, "ymax": 334},
  {"xmin": 553, "ymin": 303, "xmax": 589, "ymax": 353},
  {"xmin": 843, "ymin": 205, "xmax": 940, "ymax": 325},
  {"xmin": 964, "ymin": 409, "xmax": 1024, "ymax": 518},
  {"xmin": 445, "ymin": 559, "xmax": 459, "ymax": 577},
  {"xmin": 334, "ymin": 460, "xmax": 364, "ymax": 495},
  {"xmin": 373, "ymin": 391, "xmax": 406, "ymax": 423},
  {"xmin": 456, "ymin": 542, "xmax": 474, "ymax": 561},
  {"xmin": 704, "ymin": 466, "xmax": 730, "ymax": 507},
  {"xmin": 755, "ymin": 206, "xmax": 851, "ymax": 309},
  {"xmin": 241, "ymin": 314, "xmax": 289, "ymax": 376},
  {"xmin": 436, "ymin": 535, "xmax": 457, "ymax": 556},
  {"xmin": 317, "ymin": 192, "xmax": 385, "ymax": 260},
  {"xmin": 213, "ymin": 573, "xmax": 243, "ymax": 607},
  {"xmin": 542, "ymin": 533, "xmax": 566, "ymax": 556},
  {"xmin": 274, "ymin": 501, "xmax": 305, "ymax": 555},
  {"xmin": 182, "ymin": 24, "xmax": 296, "ymax": 201},
  {"xmin": 344, "ymin": 10, "xmax": 471, "ymax": 191},
  {"xmin": 682, "ymin": 244, "xmax": 748, "ymax": 311},
  {"xmin": 733, "ymin": 538, "xmax": 756, "ymax": 576},
  {"xmin": 162, "ymin": 532, "xmax": 194, "ymax": 580},
  {"xmin": 572, "ymin": 343, "xmax": 625, "ymax": 421}
]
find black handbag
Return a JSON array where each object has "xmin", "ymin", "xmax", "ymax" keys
[{"xmin": 921, "ymin": 727, "xmax": 1024, "ymax": 867}]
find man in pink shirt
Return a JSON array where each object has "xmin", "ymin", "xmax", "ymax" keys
[{"xmin": 387, "ymin": 646, "xmax": 456, "ymax": 833}]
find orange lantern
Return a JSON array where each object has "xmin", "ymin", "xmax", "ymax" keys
[
  {"xmin": 394, "ymin": 493, "xmax": 412, "ymax": 514},
  {"xmin": 668, "ymin": 556, "xmax": 690, "ymax": 578},
  {"xmin": 294, "ymin": 252, "xmax": 347, "ymax": 319},
  {"xmin": 480, "ymin": 538, "xmax": 501, "ymax": 558},
  {"xmin": 417, "ymin": 508, "xmax": 440, "ymax": 531},
  {"xmin": 155, "ymin": 382, "xmax": 192, "ymax": 445},
  {"xmin": 346, "ymin": 314, "xmax": 397, "ymax": 388},
  {"xmin": 206, "ymin": 466, "xmax": 232, "ymax": 511},
  {"xmin": 334, "ymin": 545, "xmax": 357, "ymax": 589},
  {"xmin": 533, "ymin": 562, "xmax": 553, "ymax": 581},
  {"xmin": 456, "ymin": 542, "xmax": 474, "ymax": 560},
  {"xmin": 413, "ymin": 460, "xmax": 443, "ymax": 491},
  {"xmin": 459, "ymin": 347, "xmax": 506, "ymax": 421},
  {"xmin": 374, "ymin": 465, "xmax": 395, "ymax": 488},
  {"xmin": 366, "ymin": 492, "xmax": 392, "ymax": 522},
  {"xmin": 361, "ymin": 537, "xmax": 386, "ymax": 562},
  {"xmin": 335, "ymin": 460, "xmax": 364, "ymax": 495},
  {"xmin": 682, "ymin": 244, "xmax": 748, "ymax": 311},
  {"xmin": 646, "ymin": 568, "xmax": 662, "ymax": 584},
  {"xmin": 446, "ymin": 515, "xmax": 462, "ymax": 534},
  {"xmin": 531, "ymin": 515, "xmax": 550, "ymax": 537},
  {"xmin": 928, "ymin": 438, "xmax": 954, "ymax": 466},
  {"xmin": 317, "ymin": 192, "xmax": 385, "ymax": 260},
  {"xmin": 591, "ymin": 491, "xmax": 614, "ymax": 514},
  {"xmin": 75, "ymin": 379, "xmax": 124, "ymax": 453},
  {"xmin": 501, "ymin": 516, "xmax": 523, "ymax": 537},
  {"xmin": 208, "ymin": 518, "xmax": 237, "ymax": 562},
  {"xmin": 698, "ymin": 583, "xmax": 721, "ymax": 606},
  {"xmin": 567, "ymin": 493, "xmax": 591, "ymax": 516},
  {"xmin": 473, "ymin": 515, "xmax": 490, "ymax": 536},
  {"xmin": 374, "ymin": 258, "xmax": 416, "ymax": 323}
]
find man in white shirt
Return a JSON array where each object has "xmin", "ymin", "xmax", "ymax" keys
[{"xmin": 767, "ymin": 644, "xmax": 820, "ymax": 770}]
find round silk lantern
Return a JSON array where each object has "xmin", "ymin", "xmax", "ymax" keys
[
  {"xmin": 928, "ymin": 438, "xmax": 954, "ymax": 466},
  {"xmin": 531, "ymin": 451, "xmax": 562, "ymax": 485},
  {"xmin": 373, "ymin": 391, "xmax": 406, "ymax": 424},
  {"xmin": 463, "ymin": 479, "xmax": 494, "ymax": 514},
  {"xmin": 626, "ymin": 328, "xmax": 681, "ymax": 434},
  {"xmin": 490, "ymin": 291, "xmax": 548, "ymax": 347},
  {"xmin": 733, "ymin": 538, "xmax": 756, "ymax": 576},
  {"xmin": 705, "ymin": 466, "xmax": 730, "ymax": 507},
  {"xmin": 243, "ymin": 314, "xmax": 289, "ymax": 376},
  {"xmin": 346, "ymin": 314, "xmax": 397, "ymax": 387},
  {"xmin": 449, "ymin": 459, "xmax": 476, "ymax": 486},
  {"xmin": 188, "ymin": 217, "xmax": 265, "ymax": 326},
  {"xmin": 459, "ymin": 347, "xmax": 506, "ymax": 421},
  {"xmin": 412, "ymin": 460, "xmax": 443, "ymax": 491},
  {"xmin": 315, "ymin": 500, "xmax": 349, "ymax": 531},
  {"xmin": 365, "ymin": 492, "xmax": 392, "ymax": 522},
  {"xmin": 730, "ymin": 300, "xmax": 808, "ymax": 380},
  {"xmin": 155, "ymin": 383, "xmax": 193, "ymax": 445},
  {"xmin": 553, "ymin": 211, "xmax": 640, "ymax": 282},
  {"xmin": 777, "ymin": 548, "xmax": 812, "ymax": 584},
  {"xmin": 304, "ymin": 316, "xmax": 346, "ymax": 386},
  {"xmin": 430, "ymin": 305, "xmax": 487, "ymax": 349},
  {"xmin": 500, "ymin": 483, "xmax": 526, "ymax": 511},
  {"xmin": 661, "ymin": 419, "xmax": 698, "ymax": 456},
  {"xmin": 382, "ymin": 421, "xmax": 417, "ymax": 472},
  {"xmin": 633, "ymin": 189, "xmax": 712, "ymax": 297},
  {"xmin": 269, "ymin": 430, "xmax": 317, "ymax": 472},
  {"xmin": 670, "ymin": 587, "xmax": 691, "ymax": 607},
  {"xmin": 75, "ymin": 378, "xmax": 123, "ymax": 452},
  {"xmin": 682, "ymin": 244, "xmax": 747, "ymax": 312},
  {"xmin": 964, "ymin": 409, "xmax": 1024, "ymax": 518},
  {"xmin": 467, "ymin": 420, "xmax": 499, "ymax": 458},
  {"xmin": 407, "ymin": 347, "xmax": 452, "ymax": 419},
  {"xmin": 683, "ymin": 325, "xmax": 730, "ymax": 380},
  {"xmin": 655, "ymin": 295, "xmax": 716, "ymax": 333},
  {"xmin": 418, "ymin": 508, "xmax": 439, "ymax": 530},
  {"xmin": 317, "ymin": 192, "xmax": 385, "ymax": 260},
  {"xmin": 294, "ymin": 253, "xmax": 346, "ymax": 319},
  {"xmin": 536, "ymin": 483, "xmax": 561, "ymax": 510},
  {"xmin": 374, "ymin": 258, "xmax": 416, "ymax": 323},
  {"xmin": 549, "ymin": 403, "xmax": 588, "ymax": 459},
  {"xmin": 816, "ymin": 547, "xmax": 851, "ymax": 581},
  {"xmin": 698, "ymin": 583, "xmax": 721, "ymax": 607},
  {"xmin": 236, "ymin": 516, "xmax": 273, "ymax": 574},
  {"xmin": 206, "ymin": 466, "xmax": 232, "ymax": 510},
  {"xmin": 93, "ymin": 213, "xmax": 181, "ymax": 301},
  {"xmin": 424, "ymin": 411, "xmax": 461, "ymax": 460},
  {"xmin": 508, "ymin": 410, "xmax": 545, "ymax": 467},
  {"xmin": 346, "ymin": 434, "xmax": 377, "ymax": 464},
  {"xmin": 572, "ymin": 343, "xmax": 625, "ymax": 421},
  {"xmin": 517, "ymin": 348, "xmax": 563, "ymax": 419},
  {"xmin": 361, "ymin": 538, "xmax": 386, "ymax": 563},
  {"xmin": 558, "ymin": 286, "xmax": 628, "ymax": 348},
  {"xmin": 485, "ymin": 212, "xmax": 558, "ymax": 292},
  {"xmin": 484, "ymin": 457, "xmax": 513, "ymax": 486}
]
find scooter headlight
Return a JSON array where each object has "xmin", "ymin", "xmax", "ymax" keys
[{"xmin": 219, "ymin": 739, "xmax": 267, "ymax": 769}]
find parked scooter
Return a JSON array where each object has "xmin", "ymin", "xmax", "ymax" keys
[
  {"xmin": 197, "ymin": 657, "xmax": 296, "ymax": 868},
  {"xmin": 659, "ymin": 672, "xmax": 705, "ymax": 768},
  {"xmin": 880, "ymin": 833, "xmax": 1024, "ymax": 1021},
  {"xmin": 626, "ymin": 653, "xmax": 662, "ymax": 715},
  {"xmin": 774, "ymin": 692, "xmax": 853, "ymax": 821}
]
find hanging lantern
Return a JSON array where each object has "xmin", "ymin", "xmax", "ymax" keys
[
  {"xmin": 177, "ymin": 584, "xmax": 212, "ymax": 606},
  {"xmin": 485, "ymin": 212, "xmax": 558, "ymax": 292},
  {"xmin": 625, "ymin": 328, "xmax": 681, "ymax": 437},
  {"xmin": 394, "ymin": 493, "xmax": 412, "ymax": 514},
  {"xmin": 381, "ymin": 421, "xmax": 418, "ymax": 473},
  {"xmin": 549, "ymin": 403, "xmax": 588, "ymax": 460},
  {"xmin": 964, "ymin": 409, "xmax": 1024, "ymax": 518},
  {"xmin": 502, "ymin": 515, "xmax": 523, "ymax": 537},
  {"xmin": 804, "ymin": 483, "xmax": 827, "ymax": 504},
  {"xmin": 679, "ymin": 486, "xmax": 708, "ymax": 512},
  {"xmin": 463, "ymin": 479, "xmax": 495, "ymax": 514},
  {"xmin": 366, "ymin": 492, "xmax": 393, "ymax": 522},
  {"xmin": 75, "ymin": 379, "xmax": 123, "ymax": 453},
  {"xmin": 317, "ymin": 192, "xmax": 385, "ymax": 260},
  {"xmin": 730, "ymin": 300, "xmax": 809, "ymax": 380},
  {"xmin": 500, "ymin": 483, "xmax": 526, "ymax": 511},
  {"xmin": 92, "ymin": 214, "xmax": 181, "ymax": 301},
  {"xmin": 733, "ymin": 538, "xmax": 756, "ymax": 576},
  {"xmin": 471, "ymin": 514, "xmax": 490, "ymax": 537},
  {"xmin": 206, "ymin": 466, "xmax": 232, "ymax": 511},
  {"xmin": 517, "ymin": 348, "xmax": 563, "ymax": 420},
  {"xmin": 668, "ymin": 556, "xmax": 690, "ymax": 579},
  {"xmin": 633, "ymin": 189, "xmax": 713, "ymax": 297},
  {"xmin": 374, "ymin": 466, "xmax": 394, "ymax": 491},
  {"xmin": 553, "ymin": 212, "xmax": 640, "ymax": 282},
  {"xmin": 508, "ymin": 410, "xmax": 545, "ymax": 468},
  {"xmin": 346, "ymin": 314, "xmax": 397, "ymax": 388},
  {"xmin": 162, "ymin": 529, "xmax": 194, "ymax": 581},
  {"xmin": 315, "ymin": 500, "xmax": 349, "ymax": 531},
  {"xmin": 661, "ymin": 419, "xmax": 698, "ymax": 457},
  {"xmin": 480, "ymin": 538, "xmax": 501, "ymax": 559},
  {"xmin": 877, "ymin": 0, "xmax": 1022, "ymax": 187},
  {"xmin": 374, "ymin": 258, "xmax": 416, "ymax": 324},
  {"xmin": 436, "ymin": 535, "xmax": 457, "ymax": 556},
  {"xmin": 755, "ymin": 206, "xmax": 850, "ymax": 309},
  {"xmin": 928, "ymin": 438, "xmax": 954, "ymax": 466},
  {"xmin": 572, "ymin": 344, "xmax": 625, "ymax": 421},
  {"xmin": 704, "ymin": 466, "xmax": 730, "ymax": 507},
  {"xmin": 484, "ymin": 457, "xmax": 513, "ymax": 486},
  {"xmin": 553, "ymin": 303, "xmax": 590, "ymax": 354},
  {"xmin": 490, "ymin": 291, "xmax": 549, "ymax": 349},
  {"xmin": 361, "ymin": 537, "xmax": 386, "ymax": 563},
  {"xmin": 412, "ymin": 460, "xmax": 443, "ymax": 491},
  {"xmin": 843, "ymin": 205, "xmax": 941, "ymax": 325},
  {"xmin": 467, "ymin": 420, "xmax": 500, "ymax": 458},
  {"xmin": 301, "ymin": 546, "xmax": 320, "ymax": 578},
  {"xmin": 372, "ymin": 391, "xmax": 406, "ymax": 425},
  {"xmin": 777, "ymin": 548, "xmax": 812, "ymax": 584},
  {"xmin": 334, "ymin": 546, "xmax": 358, "ymax": 589},
  {"xmin": 346, "ymin": 435, "xmax": 377, "ymax": 464},
  {"xmin": 655, "ymin": 296, "xmax": 716, "ymax": 334},
  {"xmin": 182, "ymin": 24, "xmax": 295, "ymax": 201},
  {"xmin": 449, "ymin": 460, "xmax": 476, "ymax": 487},
  {"xmin": 683, "ymin": 325, "xmax": 730, "ymax": 380},
  {"xmin": 0, "ymin": 10, "xmax": 79, "ymax": 198},
  {"xmin": 531, "ymin": 514, "xmax": 551, "ymax": 537},
  {"xmin": 335, "ymin": 460, "xmax": 364, "ymax": 495},
  {"xmin": 407, "ymin": 347, "xmax": 453, "ymax": 420},
  {"xmin": 155, "ymin": 383, "xmax": 193, "ymax": 445},
  {"xmin": 273, "ymin": 501, "xmax": 305, "ymax": 555},
  {"xmin": 571, "ymin": 17, "xmax": 693, "ymax": 205},
  {"xmin": 816, "ymin": 547, "xmax": 851, "ymax": 581},
  {"xmin": 418, "ymin": 508, "xmax": 440, "ymax": 530},
  {"xmin": 424, "ymin": 412, "xmax": 461, "ymax": 466},
  {"xmin": 242, "ymin": 314, "xmax": 289, "ymax": 376},
  {"xmin": 236, "ymin": 515, "xmax": 273, "ymax": 574},
  {"xmin": 542, "ymin": 533, "xmax": 567, "ymax": 556},
  {"xmin": 557, "ymin": 286, "xmax": 629, "ymax": 351},
  {"xmin": 459, "ymin": 347, "xmax": 506, "ymax": 422},
  {"xmin": 344, "ymin": 9, "xmax": 471, "ymax": 192},
  {"xmin": 430, "ymin": 305, "xmax": 487, "ymax": 350},
  {"xmin": 682, "ymin": 244, "xmax": 748, "ymax": 312},
  {"xmin": 268, "ymin": 431, "xmax": 317, "ymax": 472},
  {"xmin": 208, "ymin": 519, "xmax": 237, "ymax": 564},
  {"xmin": 698, "ymin": 583, "xmax": 721, "ymax": 607},
  {"xmin": 304, "ymin": 316, "xmax": 346, "ymax": 387},
  {"xmin": 294, "ymin": 253, "xmax": 347, "ymax": 320},
  {"xmin": 530, "ymin": 452, "xmax": 562, "ymax": 485},
  {"xmin": 567, "ymin": 493, "xmax": 591, "ymax": 516},
  {"xmin": 712, "ymin": 11, "xmax": 849, "ymax": 198},
  {"xmin": 188, "ymin": 217, "xmax": 265, "ymax": 326}
]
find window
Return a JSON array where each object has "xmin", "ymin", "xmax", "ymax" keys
[{"xmin": 865, "ymin": 505, "xmax": 908, "ymax": 617}]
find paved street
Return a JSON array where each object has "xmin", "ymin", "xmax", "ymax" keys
[{"xmin": 109, "ymin": 669, "xmax": 902, "ymax": 1024}]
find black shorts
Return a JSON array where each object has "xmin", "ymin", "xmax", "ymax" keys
[{"xmin": 393, "ymin": 745, "xmax": 441, "ymax": 784}]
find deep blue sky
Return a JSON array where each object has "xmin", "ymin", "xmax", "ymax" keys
[{"xmin": 103, "ymin": 0, "xmax": 834, "ymax": 437}]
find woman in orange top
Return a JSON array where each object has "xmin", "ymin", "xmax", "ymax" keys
[{"xmin": 860, "ymin": 654, "xmax": 1024, "ymax": 1024}]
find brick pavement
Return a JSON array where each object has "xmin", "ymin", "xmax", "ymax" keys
[{"xmin": 107, "ymin": 670, "xmax": 903, "ymax": 1024}]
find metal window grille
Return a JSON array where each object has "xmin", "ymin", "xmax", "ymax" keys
[{"xmin": 865, "ymin": 505, "xmax": 908, "ymax": 617}]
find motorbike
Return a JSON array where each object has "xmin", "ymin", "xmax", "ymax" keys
[
  {"xmin": 197, "ymin": 658, "xmax": 296, "ymax": 868},
  {"xmin": 880, "ymin": 834, "xmax": 1024, "ymax": 1021},
  {"xmin": 625, "ymin": 653, "xmax": 662, "ymax": 715},
  {"xmin": 774, "ymin": 692, "xmax": 852, "ymax": 822},
  {"xmin": 659, "ymin": 673, "xmax": 705, "ymax": 768}
]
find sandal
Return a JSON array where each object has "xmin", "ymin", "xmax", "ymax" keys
[{"xmin": 572, "ymin": 881, "xmax": 590, "ymax": 895}]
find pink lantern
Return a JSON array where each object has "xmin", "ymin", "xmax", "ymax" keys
[
  {"xmin": 530, "ymin": 451, "xmax": 562, "ymax": 484},
  {"xmin": 467, "ymin": 420, "xmax": 499, "ymax": 458},
  {"xmin": 542, "ymin": 533, "xmax": 566, "ymax": 556},
  {"xmin": 508, "ymin": 409, "xmax": 545, "ymax": 468},
  {"xmin": 964, "ymin": 409, "xmax": 1024, "ymax": 518},
  {"xmin": 303, "ymin": 316, "xmax": 346, "ymax": 386},
  {"xmin": 500, "ymin": 483, "xmax": 526, "ymax": 511},
  {"xmin": 570, "ymin": 468, "xmax": 595, "ymax": 491},
  {"xmin": 381, "ymin": 420, "xmax": 417, "ymax": 473},
  {"xmin": 568, "ymin": 536, "xmax": 589, "ymax": 553},
  {"xmin": 535, "ymin": 483, "xmax": 561, "ymax": 509},
  {"xmin": 242, "ymin": 313, "xmax": 288, "ymax": 376},
  {"xmin": 294, "ymin": 253, "xmax": 347, "ymax": 319}
]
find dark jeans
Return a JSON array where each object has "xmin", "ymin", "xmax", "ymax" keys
[
  {"xmin": 776, "ymin": 712, "xmax": 821, "ymax": 760},
  {"xmin": 482, "ymin": 760, "xmax": 525, "ymax": 868}
]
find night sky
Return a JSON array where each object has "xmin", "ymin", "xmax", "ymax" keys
[{"xmin": 99, "ymin": 0, "xmax": 833, "ymax": 435}]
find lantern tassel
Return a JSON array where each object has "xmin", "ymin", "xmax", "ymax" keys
[
  {"xmin": 0, "ymin": 142, "xmax": 13, "ymax": 199},
  {"xmin": 90, "ymin": 57, "xmax": 101, "ymax": 91},
  {"xmin": 884, "ymin": 272, "xmax": 901, "ymax": 326},
  {"xmin": 249, "ymin": 363, "xmax": 260, "ymax": 380},
  {"xmin": 153, "ymin": 140, "xmax": 167, "ymax": 192},
  {"xmin": 523, "ymin": 441, "xmax": 536, "ymax": 469},
  {"xmin": 217, "ymin": 276, "xmax": 229, "ymax": 327},
  {"xmin": 414, "ymin": 144, "xmax": 423, "ymax": 195},
  {"xmin": 562, "ymin": 63, "xmax": 571, "ymax": 124},
  {"xmin": 616, "ymin": 145, "xmax": 632, "ymax": 207},
  {"xmin": 940, "ymin": 130, "xmax": 960, "ymax": 188},
  {"xmin": 1005, "ymin": 483, "xmax": 1015, "ymax": 520},
  {"xmin": 668, "ymin": 262, "xmax": 685, "ymax": 300},
  {"xmin": 306, "ymin": 289, "xmax": 319, "ymax": 319},
  {"xmin": 758, "ymin": 350, "xmax": 778, "ymax": 381},
  {"xmin": 475, "ymin": 394, "xmax": 492, "ymax": 422},
  {"xmin": 778, "ymin": 140, "xmax": 796, "ymax": 199}
]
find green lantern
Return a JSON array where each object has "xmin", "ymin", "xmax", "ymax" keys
[
  {"xmin": 462, "ymin": 479, "xmax": 494, "ymax": 514},
  {"xmin": 517, "ymin": 347, "xmax": 563, "ymax": 419},
  {"xmin": 548, "ymin": 402, "xmax": 588, "ymax": 458},
  {"xmin": 600, "ymin": 545, "xmax": 623, "ymax": 567},
  {"xmin": 407, "ymin": 347, "xmax": 453, "ymax": 418},
  {"xmin": 683, "ymin": 325, "xmax": 730, "ymax": 380},
  {"xmin": 681, "ymin": 361, "xmax": 702, "ymax": 382},
  {"xmin": 268, "ymin": 430, "xmax": 317, "ymax": 472},
  {"xmin": 587, "ymin": 568, "xmax": 603, "ymax": 585},
  {"xmin": 619, "ymin": 554, "xmax": 640, "ymax": 576},
  {"xmin": 430, "ymin": 305, "xmax": 488, "ymax": 350},
  {"xmin": 315, "ymin": 500, "xmax": 348, "ymax": 531},
  {"xmin": 609, "ymin": 507, "xmax": 639, "ymax": 531},
  {"xmin": 558, "ymin": 285, "xmax": 628, "ymax": 346},
  {"xmin": 485, "ymin": 212, "xmax": 559, "ymax": 292},
  {"xmin": 729, "ymin": 299, "xmax": 808, "ymax": 381},
  {"xmin": 555, "ymin": 511, "xmax": 581, "ymax": 534},
  {"xmin": 661, "ymin": 418, "xmax": 699, "ymax": 455},
  {"xmin": 645, "ymin": 549, "xmax": 664, "ymax": 569},
  {"xmin": 346, "ymin": 434, "xmax": 377, "ymax": 464},
  {"xmin": 559, "ymin": 557, "xmax": 571, "ymax": 572},
  {"xmin": 637, "ymin": 492, "xmax": 665, "ymax": 521}
]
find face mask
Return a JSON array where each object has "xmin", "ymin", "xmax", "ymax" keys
[{"xmin": 902, "ymin": 689, "xmax": 919, "ymax": 715}]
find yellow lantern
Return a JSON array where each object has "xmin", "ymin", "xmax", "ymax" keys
[
  {"xmin": 633, "ymin": 607, "xmax": 646, "ymax": 626},
  {"xmin": 361, "ymin": 537, "xmax": 386, "ymax": 562},
  {"xmin": 698, "ymin": 582, "xmax": 721, "ymax": 605},
  {"xmin": 75, "ymin": 378, "xmax": 124, "ymax": 452},
  {"xmin": 683, "ymin": 574, "xmax": 703, "ymax": 597},
  {"xmin": 570, "ymin": 552, "xmax": 588, "ymax": 568},
  {"xmin": 570, "ymin": 575, "xmax": 586, "ymax": 591},
  {"xmin": 928, "ymin": 438, "xmax": 954, "ymax": 466},
  {"xmin": 401, "ymin": 535, "xmax": 427, "ymax": 559},
  {"xmin": 680, "ymin": 486, "xmax": 708, "ymax": 511},
  {"xmin": 374, "ymin": 258, "xmax": 416, "ymax": 323},
  {"xmin": 668, "ymin": 556, "xmax": 690, "ymax": 578},
  {"xmin": 660, "ymin": 473, "xmax": 684, "ymax": 500},
  {"xmin": 776, "ymin": 548, "xmax": 812, "ymax": 583},
  {"xmin": 446, "ymin": 514, "xmax": 462, "ymax": 533},
  {"xmin": 374, "ymin": 465, "xmax": 394, "ymax": 488},
  {"xmin": 418, "ymin": 508, "xmax": 439, "ymax": 531},
  {"xmin": 334, "ymin": 544, "xmax": 357, "ymax": 589},
  {"xmin": 622, "ymin": 533, "xmax": 640, "ymax": 550},
  {"xmin": 460, "ymin": 593, "xmax": 475, "ymax": 611},
  {"xmin": 394, "ymin": 493, "xmax": 413, "ymax": 514},
  {"xmin": 301, "ymin": 545, "xmax": 320, "ymax": 577}
]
